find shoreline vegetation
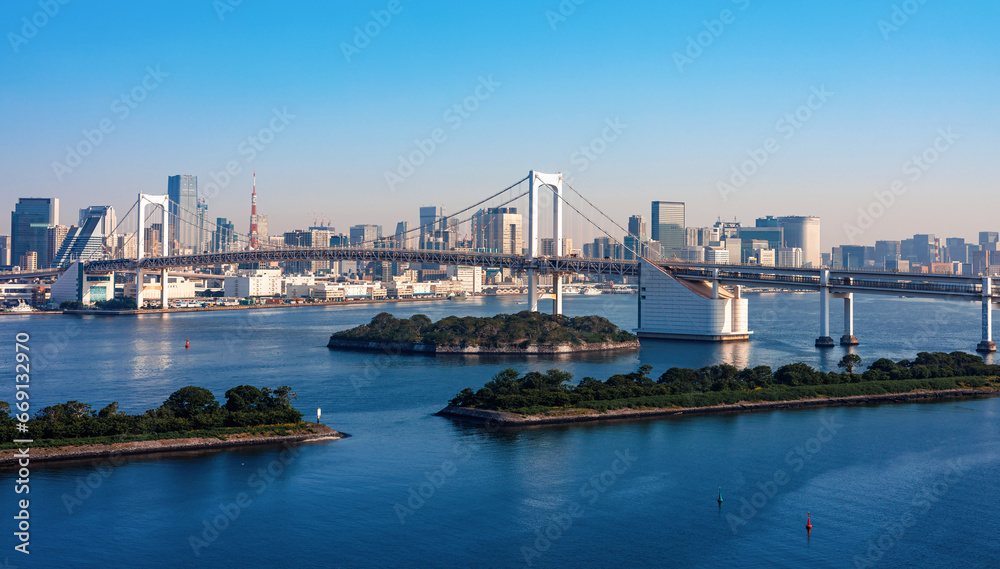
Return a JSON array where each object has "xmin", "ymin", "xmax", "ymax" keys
[
  {"xmin": 328, "ymin": 311, "xmax": 640, "ymax": 354},
  {"xmin": 441, "ymin": 352, "xmax": 1000, "ymax": 426},
  {"xmin": 1, "ymin": 384, "xmax": 346, "ymax": 466}
]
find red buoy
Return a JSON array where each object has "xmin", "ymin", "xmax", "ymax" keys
[
  {"xmin": 185, "ymin": 338, "xmax": 190, "ymax": 349},
  {"xmin": 806, "ymin": 512, "xmax": 812, "ymax": 532}
]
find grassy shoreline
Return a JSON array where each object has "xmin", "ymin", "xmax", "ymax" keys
[{"xmin": 438, "ymin": 386, "xmax": 1000, "ymax": 427}]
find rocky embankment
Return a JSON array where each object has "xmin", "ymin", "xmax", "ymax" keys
[{"xmin": 0, "ymin": 423, "xmax": 347, "ymax": 466}]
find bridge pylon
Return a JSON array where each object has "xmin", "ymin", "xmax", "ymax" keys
[
  {"xmin": 136, "ymin": 193, "xmax": 170, "ymax": 307},
  {"xmin": 527, "ymin": 171, "xmax": 564, "ymax": 314}
]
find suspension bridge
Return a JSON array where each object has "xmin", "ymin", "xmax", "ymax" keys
[{"xmin": 40, "ymin": 170, "xmax": 1000, "ymax": 352}]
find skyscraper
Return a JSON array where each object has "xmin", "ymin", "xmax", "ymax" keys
[
  {"xmin": 167, "ymin": 175, "xmax": 198, "ymax": 254},
  {"xmin": 11, "ymin": 198, "xmax": 59, "ymax": 269},
  {"xmin": 777, "ymin": 216, "xmax": 820, "ymax": 267},
  {"xmin": 651, "ymin": 201, "xmax": 684, "ymax": 259},
  {"xmin": 212, "ymin": 218, "xmax": 236, "ymax": 253},
  {"xmin": 627, "ymin": 215, "xmax": 647, "ymax": 240},
  {"xmin": 78, "ymin": 206, "xmax": 117, "ymax": 237},
  {"xmin": 394, "ymin": 221, "xmax": 412, "ymax": 249},
  {"xmin": 419, "ymin": 206, "xmax": 444, "ymax": 249},
  {"xmin": 480, "ymin": 207, "xmax": 523, "ymax": 254},
  {"xmin": 349, "ymin": 225, "xmax": 382, "ymax": 247},
  {"xmin": 196, "ymin": 198, "xmax": 209, "ymax": 253},
  {"xmin": 46, "ymin": 225, "xmax": 69, "ymax": 268},
  {"xmin": 52, "ymin": 209, "xmax": 109, "ymax": 267}
]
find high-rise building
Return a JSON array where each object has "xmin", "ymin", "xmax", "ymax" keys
[
  {"xmin": 394, "ymin": 221, "xmax": 412, "ymax": 249},
  {"xmin": 738, "ymin": 226, "xmax": 783, "ymax": 250},
  {"xmin": 212, "ymin": 218, "xmax": 236, "ymax": 253},
  {"xmin": 46, "ymin": 225, "xmax": 70, "ymax": 267},
  {"xmin": 541, "ymin": 237, "xmax": 572, "ymax": 256},
  {"xmin": 0, "ymin": 236, "xmax": 10, "ymax": 266},
  {"xmin": 19, "ymin": 251, "xmax": 37, "ymax": 271},
  {"xmin": 756, "ymin": 216, "xmax": 779, "ymax": 228},
  {"xmin": 196, "ymin": 198, "xmax": 209, "ymax": 253},
  {"xmin": 651, "ymin": 201, "xmax": 684, "ymax": 259},
  {"xmin": 257, "ymin": 215, "xmax": 269, "ymax": 246},
  {"xmin": 167, "ymin": 175, "xmax": 199, "ymax": 254},
  {"xmin": 777, "ymin": 247, "xmax": 804, "ymax": 267},
  {"xmin": 979, "ymin": 232, "xmax": 998, "ymax": 247},
  {"xmin": 777, "ymin": 216, "xmax": 820, "ymax": 267},
  {"xmin": 349, "ymin": 225, "xmax": 382, "ymax": 247},
  {"xmin": 875, "ymin": 240, "xmax": 902, "ymax": 267},
  {"xmin": 11, "ymin": 198, "xmax": 59, "ymax": 269},
  {"xmin": 480, "ymin": 207, "xmax": 523, "ymax": 254},
  {"xmin": 52, "ymin": 209, "xmax": 109, "ymax": 267},
  {"xmin": 419, "ymin": 206, "xmax": 445, "ymax": 248},
  {"xmin": 78, "ymin": 206, "xmax": 117, "ymax": 237},
  {"xmin": 627, "ymin": 215, "xmax": 647, "ymax": 240}
]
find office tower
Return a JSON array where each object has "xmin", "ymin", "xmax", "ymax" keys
[
  {"xmin": 11, "ymin": 198, "xmax": 59, "ymax": 269},
  {"xmin": 944, "ymin": 238, "xmax": 966, "ymax": 264},
  {"xmin": 480, "ymin": 207, "xmax": 523, "ymax": 254},
  {"xmin": 777, "ymin": 247, "xmax": 804, "ymax": 267},
  {"xmin": 777, "ymin": 216, "xmax": 820, "ymax": 267},
  {"xmin": 419, "ymin": 206, "xmax": 445, "ymax": 249},
  {"xmin": 738, "ymin": 226, "xmax": 783, "ymax": 250},
  {"xmin": 0, "ymin": 236, "xmax": 10, "ymax": 266},
  {"xmin": 627, "ymin": 215, "xmax": 647, "ymax": 240},
  {"xmin": 78, "ymin": 206, "xmax": 117, "ymax": 237},
  {"xmin": 212, "ymin": 218, "xmax": 236, "ymax": 253},
  {"xmin": 196, "ymin": 198, "xmax": 209, "ymax": 253},
  {"xmin": 349, "ymin": 225, "xmax": 382, "ymax": 247},
  {"xmin": 651, "ymin": 201, "xmax": 685, "ymax": 259},
  {"xmin": 840, "ymin": 245, "xmax": 868, "ymax": 269},
  {"xmin": 46, "ymin": 225, "xmax": 70, "ymax": 267},
  {"xmin": 540, "ymin": 237, "xmax": 573, "ymax": 257},
  {"xmin": 52, "ymin": 209, "xmax": 109, "ymax": 267},
  {"xmin": 979, "ymin": 232, "xmax": 998, "ymax": 247},
  {"xmin": 257, "ymin": 215, "xmax": 269, "ymax": 245},
  {"xmin": 392, "ymin": 222, "xmax": 409, "ymax": 249},
  {"xmin": 592, "ymin": 236, "xmax": 614, "ymax": 259},
  {"xmin": 755, "ymin": 216, "xmax": 779, "ymax": 228},
  {"xmin": 167, "ymin": 175, "xmax": 199, "ymax": 253},
  {"xmin": 875, "ymin": 240, "xmax": 902, "ymax": 267}
]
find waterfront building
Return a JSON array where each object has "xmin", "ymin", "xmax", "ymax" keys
[{"xmin": 777, "ymin": 216, "xmax": 820, "ymax": 267}]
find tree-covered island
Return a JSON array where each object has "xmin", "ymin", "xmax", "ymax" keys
[
  {"xmin": 444, "ymin": 352, "xmax": 1000, "ymax": 420},
  {"xmin": 328, "ymin": 311, "xmax": 640, "ymax": 353}
]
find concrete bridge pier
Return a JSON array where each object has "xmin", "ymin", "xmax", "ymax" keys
[
  {"xmin": 816, "ymin": 269, "xmax": 835, "ymax": 348},
  {"xmin": 833, "ymin": 292, "xmax": 858, "ymax": 345},
  {"xmin": 552, "ymin": 273, "xmax": 563, "ymax": 315},
  {"xmin": 528, "ymin": 270, "xmax": 539, "ymax": 312},
  {"xmin": 977, "ymin": 277, "xmax": 996, "ymax": 352},
  {"xmin": 160, "ymin": 268, "xmax": 169, "ymax": 308}
]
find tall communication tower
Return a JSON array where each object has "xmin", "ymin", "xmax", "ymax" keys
[{"xmin": 249, "ymin": 170, "xmax": 259, "ymax": 249}]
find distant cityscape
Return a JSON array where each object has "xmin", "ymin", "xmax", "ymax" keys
[{"xmin": 2, "ymin": 173, "xmax": 998, "ymax": 308}]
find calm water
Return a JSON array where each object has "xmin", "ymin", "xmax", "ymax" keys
[{"xmin": 2, "ymin": 293, "xmax": 999, "ymax": 568}]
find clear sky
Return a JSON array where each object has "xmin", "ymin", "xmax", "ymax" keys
[{"xmin": 2, "ymin": 0, "xmax": 997, "ymax": 251}]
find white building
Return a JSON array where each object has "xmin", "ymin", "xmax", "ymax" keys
[
  {"xmin": 755, "ymin": 248, "xmax": 776, "ymax": 267},
  {"xmin": 777, "ymin": 247, "xmax": 804, "ymax": 267},
  {"xmin": 705, "ymin": 247, "xmax": 730, "ymax": 264},
  {"xmin": 123, "ymin": 275, "xmax": 196, "ymax": 301},
  {"xmin": 446, "ymin": 265, "xmax": 483, "ymax": 294},
  {"xmin": 637, "ymin": 258, "xmax": 750, "ymax": 341},
  {"xmin": 224, "ymin": 269, "xmax": 283, "ymax": 298}
]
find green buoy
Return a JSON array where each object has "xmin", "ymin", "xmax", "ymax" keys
[{"xmin": 718, "ymin": 488, "xmax": 723, "ymax": 505}]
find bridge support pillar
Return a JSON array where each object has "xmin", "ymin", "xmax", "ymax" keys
[
  {"xmin": 977, "ymin": 277, "xmax": 995, "ymax": 352},
  {"xmin": 160, "ymin": 268, "xmax": 169, "ymax": 308},
  {"xmin": 552, "ymin": 274, "xmax": 563, "ymax": 315},
  {"xmin": 528, "ymin": 270, "xmax": 539, "ymax": 312},
  {"xmin": 136, "ymin": 268, "xmax": 144, "ymax": 306},
  {"xmin": 816, "ymin": 269, "xmax": 835, "ymax": 347},
  {"xmin": 834, "ymin": 292, "xmax": 858, "ymax": 345}
]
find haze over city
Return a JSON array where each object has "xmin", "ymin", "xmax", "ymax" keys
[{"xmin": 3, "ymin": 0, "xmax": 998, "ymax": 250}]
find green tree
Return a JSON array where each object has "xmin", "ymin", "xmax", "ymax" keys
[
  {"xmin": 838, "ymin": 354, "xmax": 863, "ymax": 374},
  {"xmin": 162, "ymin": 386, "xmax": 219, "ymax": 418}
]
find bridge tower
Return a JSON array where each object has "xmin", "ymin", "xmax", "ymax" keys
[
  {"xmin": 136, "ymin": 193, "xmax": 170, "ymax": 307},
  {"xmin": 526, "ymin": 171, "xmax": 564, "ymax": 314}
]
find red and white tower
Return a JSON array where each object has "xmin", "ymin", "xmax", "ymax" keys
[{"xmin": 249, "ymin": 170, "xmax": 259, "ymax": 249}]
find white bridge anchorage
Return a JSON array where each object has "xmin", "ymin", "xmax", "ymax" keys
[{"xmin": 47, "ymin": 170, "xmax": 1000, "ymax": 353}]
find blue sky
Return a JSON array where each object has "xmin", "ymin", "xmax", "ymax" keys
[{"xmin": 1, "ymin": 0, "xmax": 997, "ymax": 250}]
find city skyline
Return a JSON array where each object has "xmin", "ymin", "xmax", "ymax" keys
[{"xmin": 2, "ymin": 1, "xmax": 998, "ymax": 248}]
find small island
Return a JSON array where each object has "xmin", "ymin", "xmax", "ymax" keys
[
  {"xmin": 328, "ymin": 311, "xmax": 641, "ymax": 354},
  {"xmin": 439, "ymin": 352, "xmax": 1000, "ymax": 426},
  {"xmin": 0, "ymin": 385, "xmax": 345, "ymax": 465}
]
